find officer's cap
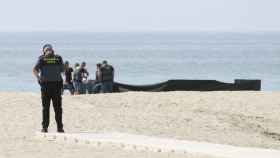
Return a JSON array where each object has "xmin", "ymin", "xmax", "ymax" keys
[{"xmin": 43, "ymin": 44, "xmax": 53, "ymax": 53}]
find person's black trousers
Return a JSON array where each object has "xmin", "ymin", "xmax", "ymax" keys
[{"xmin": 40, "ymin": 81, "xmax": 63, "ymax": 129}]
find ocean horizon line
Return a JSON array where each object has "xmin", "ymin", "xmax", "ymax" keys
[{"xmin": 1, "ymin": 30, "xmax": 280, "ymax": 34}]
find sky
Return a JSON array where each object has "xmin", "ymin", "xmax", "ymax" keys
[{"xmin": 0, "ymin": 0, "xmax": 279, "ymax": 32}]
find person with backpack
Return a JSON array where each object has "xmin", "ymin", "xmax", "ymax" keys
[{"xmin": 32, "ymin": 44, "xmax": 65, "ymax": 133}]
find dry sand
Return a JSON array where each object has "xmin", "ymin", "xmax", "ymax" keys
[{"xmin": 1, "ymin": 91, "xmax": 280, "ymax": 158}]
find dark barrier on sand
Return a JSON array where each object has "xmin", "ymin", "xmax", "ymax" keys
[{"xmin": 113, "ymin": 79, "xmax": 261, "ymax": 92}]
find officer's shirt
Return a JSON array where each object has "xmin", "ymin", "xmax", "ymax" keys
[{"xmin": 34, "ymin": 55, "xmax": 64, "ymax": 82}]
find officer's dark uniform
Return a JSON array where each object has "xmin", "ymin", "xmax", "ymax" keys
[
  {"xmin": 100, "ymin": 64, "xmax": 114, "ymax": 93},
  {"xmin": 34, "ymin": 53, "xmax": 64, "ymax": 132}
]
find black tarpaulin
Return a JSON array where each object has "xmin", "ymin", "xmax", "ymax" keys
[{"xmin": 113, "ymin": 79, "xmax": 261, "ymax": 92}]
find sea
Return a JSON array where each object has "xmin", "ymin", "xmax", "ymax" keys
[{"xmin": 0, "ymin": 32, "xmax": 279, "ymax": 91}]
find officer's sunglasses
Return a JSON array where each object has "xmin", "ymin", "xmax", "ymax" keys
[{"xmin": 45, "ymin": 48, "xmax": 53, "ymax": 52}]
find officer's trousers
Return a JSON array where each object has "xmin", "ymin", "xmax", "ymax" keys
[
  {"xmin": 101, "ymin": 81, "xmax": 113, "ymax": 93},
  {"xmin": 40, "ymin": 81, "xmax": 63, "ymax": 129}
]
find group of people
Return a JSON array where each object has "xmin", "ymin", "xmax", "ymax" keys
[
  {"xmin": 63, "ymin": 60, "xmax": 114, "ymax": 95},
  {"xmin": 32, "ymin": 44, "xmax": 114, "ymax": 133}
]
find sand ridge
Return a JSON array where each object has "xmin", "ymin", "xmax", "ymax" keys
[{"xmin": 36, "ymin": 132, "xmax": 280, "ymax": 158}]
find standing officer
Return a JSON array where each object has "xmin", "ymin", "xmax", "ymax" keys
[
  {"xmin": 33, "ymin": 44, "xmax": 65, "ymax": 133},
  {"xmin": 100, "ymin": 60, "xmax": 114, "ymax": 93}
]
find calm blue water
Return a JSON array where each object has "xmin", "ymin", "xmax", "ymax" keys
[{"xmin": 0, "ymin": 32, "xmax": 279, "ymax": 91}]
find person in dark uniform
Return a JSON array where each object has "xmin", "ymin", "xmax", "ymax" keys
[
  {"xmin": 63, "ymin": 61, "xmax": 74, "ymax": 95},
  {"xmin": 33, "ymin": 44, "xmax": 65, "ymax": 133},
  {"xmin": 92, "ymin": 63, "xmax": 102, "ymax": 93},
  {"xmin": 100, "ymin": 60, "xmax": 114, "ymax": 93},
  {"xmin": 80, "ymin": 61, "xmax": 89, "ymax": 94},
  {"xmin": 73, "ymin": 63, "xmax": 82, "ymax": 94}
]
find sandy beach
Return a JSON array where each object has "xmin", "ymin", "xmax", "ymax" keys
[{"xmin": 1, "ymin": 91, "xmax": 280, "ymax": 158}]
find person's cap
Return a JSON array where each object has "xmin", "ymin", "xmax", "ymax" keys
[
  {"xmin": 102, "ymin": 60, "xmax": 108, "ymax": 65},
  {"xmin": 65, "ymin": 61, "xmax": 69, "ymax": 65},
  {"xmin": 43, "ymin": 44, "xmax": 53, "ymax": 52}
]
